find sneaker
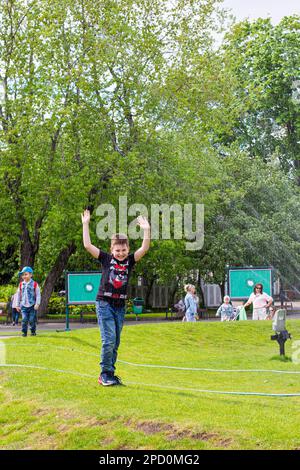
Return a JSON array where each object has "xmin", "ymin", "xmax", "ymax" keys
[
  {"xmin": 31, "ymin": 332, "xmax": 36, "ymax": 336},
  {"xmin": 22, "ymin": 333, "xmax": 27, "ymax": 337},
  {"xmin": 112, "ymin": 375, "xmax": 124, "ymax": 386},
  {"xmin": 98, "ymin": 372, "xmax": 116, "ymax": 386}
]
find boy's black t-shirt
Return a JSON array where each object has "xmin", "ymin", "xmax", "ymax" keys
[{"xmin": 96, "ymin": 250, "xmax": 136, "ymax": 305}]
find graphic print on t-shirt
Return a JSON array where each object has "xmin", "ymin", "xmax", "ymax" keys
[
  {"xmin": 109, "ymin": 258, "xmax": 129, "ymax": 290},
  {"xmin": 97, "ymin": 251, "xmax": 136, "ymax": 301}
]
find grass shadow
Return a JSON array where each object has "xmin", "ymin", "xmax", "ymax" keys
[
  {"xmin": 42, "ymin": 333, "xmax": 99, "ymax": 350},
  {"xmin": 270, "ymin": 355, "xmax": 293, "ymax": 362}
]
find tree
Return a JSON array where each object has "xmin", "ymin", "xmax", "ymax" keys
[
  {"xmin": 0, "ymin": 0, "xmax": 230, "ymax": 312},
  {"xmin": 221, "ymin": 16, "xmax": 300, "ymax": 182},
  {"xmin": 198, "ymin": 147, "xmax": 300, "ymax": 292}
]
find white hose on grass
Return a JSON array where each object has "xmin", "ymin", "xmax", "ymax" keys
[
  {"xmin": 3, "ymin": 341, "xmax": 300, "ymax": 375},
  {"xmin": 117, "ymin": 359, "xmax": 300, "ymax": 374},
  {"xmin": 1, "ymin": 363, "xmax": 300, "ymax": 397}
]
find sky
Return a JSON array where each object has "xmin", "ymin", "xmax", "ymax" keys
[{"xmin": 221, "ymin": 0, "xmax": 299, "ymax": 24}]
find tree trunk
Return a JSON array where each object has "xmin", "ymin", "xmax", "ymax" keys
[
  {"xmin": 197, "ymin": 274, "xmax": 206, "ymax": 308},
  {"xmin": 39, "ymin": 241, "xmax": 76, "ymax": 316},
  {"xmin": 286, "ymin": 120, "xmax": 300, "ymax": 186},
  {"xmin": 144, "ymin": 276, "xmax": 157, "ymax": 309},
  {"xmin": 20, "ymin": 217, "xmax": 35, "ymax": 267},
  {"xmin": 219, "ymin": 282, "xmax": 225, "ymax": 300},
  {"xmin": 168, "ymin": 279, "xmax": 180, "ymax": 307},
  {"xmin": 20, "ymin": 203, "xmax": 49, "ymax": 268}
]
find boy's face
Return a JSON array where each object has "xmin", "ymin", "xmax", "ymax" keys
[
  {"xmin": 111, "ymin": 244, "xmax": 129, "ymax": 261},
  {"xmin": 22, "ymin": 272, "xmax": 32, "ymax": 282}
]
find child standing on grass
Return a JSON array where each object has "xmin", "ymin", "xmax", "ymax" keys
[
  {"xmin": 16, "ymin": 267, "xmax": 41, "ymax": 337},
  {"xmin": 216, "ymin": 295, "xmax": 234, "ymax": 321},
  {"xmin": 82, "ymin": 209, "xmax": 150, "ymax": 386}
]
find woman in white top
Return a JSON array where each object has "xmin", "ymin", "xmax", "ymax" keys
[{"xmin": 243, "ymin": 283, "xmax": 273, "ymax": 320}]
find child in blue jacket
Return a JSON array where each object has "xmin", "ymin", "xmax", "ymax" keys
[
  {"xmin": 16, "ymin": 267, "xmax": 41, "ymax": 337},
  {"xmin": 216, "ymin": 295, "xmax": 234, "ymax": 321}
]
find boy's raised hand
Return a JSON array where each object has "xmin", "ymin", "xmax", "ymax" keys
[
  {"xmin": 81, "ymin": 209, "xmax": 91, "ymax": 224},
  {"xmin": 81, "ymin": 208, "xmax": 100, "ymax": 259},
  {"xmin": 137, "ymin": 215, "xmax": 150, "ymax": 231},
  {"xmin": 134, "ymin": 216, "xmax": 151, "ymax": 262}
]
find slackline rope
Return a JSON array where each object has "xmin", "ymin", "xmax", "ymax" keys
[
  {"xmin": 1, "ymin": 363, "xmax": 300, "ymax": 397},
  {"xmin": 3, "ymin": 342, "xmax": 300, "ymax": 375}
]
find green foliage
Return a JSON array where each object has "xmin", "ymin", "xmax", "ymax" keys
[
  {"xmin": 198, "ymin": 147, "xmax": 300, "ymax": 287},
  {"xmin": 47, "ymin": 295, "xmax": 65, "ymax": 315},
  {"xmin": 47, "ymin": 294, "xmax": 96, "ymax": 315},
  {"xmin": 0, "ymin": 0, "xmax": 228, "ymax": 293},
  {"xmin": 0, "ymin": 285, "xmax": 17, "ymax": 302},
  {"xmin": 222, "ymin": 16, "xmax": 300, "ymax": 179},
  {"xmin": 69, "ymin": 304, "xmax": 95, "ymax": 315},
  {"xmin": 0, "ymin": 2, "xmax": 299, "ymax": 304},
  {"xmin": 126, "ymin": 298, "xmax": 134, "ymax": 314}
]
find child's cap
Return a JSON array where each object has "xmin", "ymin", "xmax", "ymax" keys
[{"xmin": 19, "ymin": 266, "xmax": 33, "ymax": 275}]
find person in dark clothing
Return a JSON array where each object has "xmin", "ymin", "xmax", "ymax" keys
[{"xmin": 279, "ymin": 288, "xmax": 286, "ymax": 308}]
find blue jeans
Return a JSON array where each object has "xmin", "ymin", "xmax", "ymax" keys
[
  {"xmin": 96, "ymin": 300, "xmax": 125, "ymax": 374},
  {"xmin": 12, "ymin": 308, "xmax": 20, "ymax": 324},
  {"xmin": 185, "ymin": 310, "xmax": 196, "ymax": 322},
  {"xmin": 21, "ymin": 306, "xmax": 37, "ymax": 335}
]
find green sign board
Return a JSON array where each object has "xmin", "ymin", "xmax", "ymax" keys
[
  {"xmin": 227, "ymin": 267, "xmax": 273, "ymax": 300},
  {"xmin": 66, "ymin": 271, "xmax": 102, "ymax": 304}
]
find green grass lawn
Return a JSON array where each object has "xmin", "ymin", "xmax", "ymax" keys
[
  {"xmin": 0, "ymin": 312, "xmax": 170, "ymax": 323},
  {"xmin": 1, "ymin": 320, "xmax": 300, "ymax": 450}
]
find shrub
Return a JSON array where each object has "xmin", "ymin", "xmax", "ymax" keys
[
  {"xmin": 47, "ymin": 295, "xmax": 65, "ymax": 315},
  {"xmin": 69, "ymin": 304, "xmax": 95, "ymax": 315},
  {"xmin": 47, "ymin": 295, "xmax": 96, "ymax": 315},
  {"xmin": 0, "ymin": 284, "xmax": 18, "ymax": 302},
  {"xmin": 126, "ymin": 298, "xmax": 134, "ymax": 314}
]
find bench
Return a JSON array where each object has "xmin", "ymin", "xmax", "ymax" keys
[
  {"xmin": 197, "ymin": 308, "xmax": 209, "ymax": 320},
  {"xmin": 283, "ymin": 301, "xmax": 293, "ymax": 312},
  {"xmin": 282, "ymin": 291, "xmax": 295, "ymax": 312},
  {"xmin": 79, "ymin": 311, "xmax": 97, "ymax": 323},
  {"xmin": 165, "ymin": 308, "xmax": 209, "ymax": 321},
  {"xmin": 165, "ymin": 308, "xmax": 185, "ymax": 320},
  {"xmin": 275, "ymin": 295, "xmax": 294, "ymax": 313}
]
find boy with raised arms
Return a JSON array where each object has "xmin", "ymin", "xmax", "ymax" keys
[{"xmin": 82, "ymin": 209, "xmax": 150, "ymax": 386}]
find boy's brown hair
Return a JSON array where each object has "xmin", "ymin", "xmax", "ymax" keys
[{"xmin": 110, "ymin": 233, "xmax": 129, "ymax": 248}]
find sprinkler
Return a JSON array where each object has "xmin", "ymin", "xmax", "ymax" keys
[{"xmin": 271, "ymin": 309, "xmax": 291, "ymax": 356}]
